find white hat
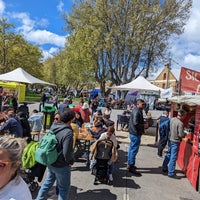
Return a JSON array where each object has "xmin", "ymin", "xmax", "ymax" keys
[{"xmin": 82, "ymin": 102, "xmax": 89, "ymax": 110}]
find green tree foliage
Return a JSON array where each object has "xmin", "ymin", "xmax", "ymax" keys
[
  {"xmin": 62, "ymin": 0, "xmax": 192, "ymax": 94},
  {"xmin": 0, "ymin": 17, "xmax": 43, "ymax": 78}
]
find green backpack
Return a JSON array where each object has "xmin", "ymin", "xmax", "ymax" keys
[
  {"xmin": 22, "ymin": 141, "xmax": 39, "ymax": 169},
  {"xmin": 35, "ymin": 130, "xmax": 60, "ymax": 166}
]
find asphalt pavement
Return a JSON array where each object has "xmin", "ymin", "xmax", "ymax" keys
[{"xmin": 27, "ymin": 103, "xmax": 200, "ymax": 200}]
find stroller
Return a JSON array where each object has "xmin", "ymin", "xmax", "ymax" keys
[
  {"xmin": 21, "ymin": 140, "xmax": 46, "ymax": 192},
  {"xmin": 21, "ymin": 162, "xmax": 46, "ymax": 192},
  {"xmin": 92, "ymin": 139, "xmax": 113, "ymax": 185}
]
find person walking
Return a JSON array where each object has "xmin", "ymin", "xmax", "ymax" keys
[
  {"xmin": 162, "ymin": 110, "xmax": 185, "ymax": 178},
  {"xmin": 39, "ymin": 90, "xmax": 47, "ymax": 112},
  {"xmin": 157, "ymin": 110, "xmax": 170, "ymax": 158},
  {"xmin": 58, "ymin": 98, "xmax": 70, "ymax": 113},
  {"xmin": 79, "ymin": 102, "xmax": 91, "ymax": 123},
  {"xmin": 127, "ymin": 99, "xmax": 146, "ymax": 176},
  {"xmin": 36, "ymin": 108, "xmax": 75, "ymax": 200}
]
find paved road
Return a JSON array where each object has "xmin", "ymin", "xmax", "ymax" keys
[{"xmin": 27, "ymin": 103, "xmax": 200, "ymax": 200}]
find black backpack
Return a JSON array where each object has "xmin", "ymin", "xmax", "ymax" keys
[
  {"xmin": 20, "ymin": 118, "xmax": 31, "ymax": 138},
  {"xmin": 95, "ymin": 139, "xmax": 113, "ymax": 160}
]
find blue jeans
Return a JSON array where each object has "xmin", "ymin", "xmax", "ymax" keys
[
  {"xmin": 162, "ymin": 141, "xmax": 180, "ymax": 176},
  {"xmin": 108, "ymin": 162, "xmax": 114, "ymax": 175},
  {"xmin": 128, "ymin": 134, "xmax": 141, "ymax": 167},
  {"xmin": 36, "ymin": 165, "xmax": 71, "ymax": 200}
]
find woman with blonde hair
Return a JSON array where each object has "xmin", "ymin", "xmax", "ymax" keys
[{"xmin": 0, "ymin": 135, "xmax": 32, "ymax": 200}]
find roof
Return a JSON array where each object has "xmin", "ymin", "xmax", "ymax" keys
[
  {"xmin": 148, "ymin": 67, "xmax": 181, "ymax": 81},
  {"xmin": 168, "ymin": 95, "xmax": 200, "ymax": 106},
  {"xmin": 110, "ymin": 76, "xmax": 164, "ymax": 92},
  {"xmin": 0, "ymin": 67, "xmax": 56, "ymax": 85}
]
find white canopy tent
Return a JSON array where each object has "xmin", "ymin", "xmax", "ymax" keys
[
  {"xmin": 111, "ymin": 76, "xmax": 163, "ymax": 92},
  {"xmin": 0, "ymin": 68, "xmax": 56, "ymax": 103},
  {"xmin": 0, "ymin": 67, "xmax": 55, "ymax": 86}
]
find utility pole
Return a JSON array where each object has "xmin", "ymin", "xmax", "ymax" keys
[{"xmin": 166, "ymin": 61, "xmax": 171, "ymax": 89}]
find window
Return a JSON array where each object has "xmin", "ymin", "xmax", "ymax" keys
[{"xmin": 163, "ymin": 73, "xmax": 167, "ymax": 80}]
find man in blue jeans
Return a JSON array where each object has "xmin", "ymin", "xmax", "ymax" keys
[
  {"xmin": 127, "ymin": 99, "xmax": 146, "ymax": 176},
  {"xmin": 162, "ymin": 110, "xmax": 185, "ymax": 178},
  {"xmin": 36, "ymin": 109, "xmax": 75, "ymax": 200}
]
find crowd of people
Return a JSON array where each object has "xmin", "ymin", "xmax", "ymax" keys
[{"xmin": 0, "ymin": 90, "xmax": 188, "ymax": 199}]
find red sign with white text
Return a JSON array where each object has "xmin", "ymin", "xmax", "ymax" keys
[{"xmin": 180, "ymin": 67, "xmax": 200, "ymax": 93}]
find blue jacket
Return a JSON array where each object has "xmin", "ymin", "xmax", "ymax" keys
[
  {"xmin": 0, "ymin": 117, "xmax": 23, "ymax": 137},
  {"xmin": 28, "ymin": 114, "xmax": 43, "ymax": 132}
]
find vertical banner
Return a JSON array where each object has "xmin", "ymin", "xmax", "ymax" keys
[{"xmin": 180, "ymin": 67, "xmax": 200, "ymax": 93}]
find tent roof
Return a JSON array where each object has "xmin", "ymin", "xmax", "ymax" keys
[
  {"xmin": 168, "ymin": 95, "xmax": 200, "ymax": 106},
  {"xmin": 0, "ymin": 67, "xmax": 55, "ymax": 86},
  {"xmin": 111, "ymin": 76, "xmax": 163, "ymax": 92}
]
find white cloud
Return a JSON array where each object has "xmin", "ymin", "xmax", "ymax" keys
[
  {"xmin": 171, "ymin": 0, "xmax": 200, "ymax": 71},
  {"xmin": 26, "ymin": 30, "xmax": 66, "ymax": 47},
  {"xmin": 57, "ymin": 1, "xmax": 64, "ymax": 13},
  {"xmin": 10, "ymin": 11, "xmax": 66, "ymax": 47},
  {"xmin": 41, "ymin": 50, "xmax": 54, "ymax": 61},
  {"xmin": 49, "ymin": 47, "xmax": 59, "ymax": 54},
  {"xmin": 0, "ymin": 0, "xmax": 5, "ymax": 16},
  {"xmin": 184, "ymin": 54, "xmax": 200, "ymax": 70},
  {"xmin": 12, "ymin": 12, "xmax": 35, "ymax": 32}
]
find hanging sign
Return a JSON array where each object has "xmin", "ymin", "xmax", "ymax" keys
[{"xmin": 180, "ymin": 67, "xmax": 200, "ymax": 93}]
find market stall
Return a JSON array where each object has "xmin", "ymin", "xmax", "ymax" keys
[
  {"xmin": 0, "ymin": 81, "xmax": 26, "ymax": 103},
  {"xmin": 168, "ymin": 95, "xmax": 200, "ymax": 192}
]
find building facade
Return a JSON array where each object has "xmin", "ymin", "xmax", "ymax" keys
[{"xmin": 150, "ymin": 64, "xmax": 180, "ymax": 94}]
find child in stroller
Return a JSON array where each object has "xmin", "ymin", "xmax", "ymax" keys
[
  {"xmin": 21, "ymin": 139, "xmax": 46, "ymax": 192},
  {"xmin": 21, "ymin": 162, "xmax": 46, "ymax": 192},
  {"xmin": 90, "ymin": 137, "xmax": 118, "ymax": 185}
]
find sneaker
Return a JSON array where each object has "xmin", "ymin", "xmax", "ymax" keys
[
  {"xmin": 129, "ymin": 168, "xmax": 142, "ymax": 176},
  {"xmin": 162, "ymin": 168, "xmax": 168, "ymax": 173},
  {"xmin": 127, "ymin": 164, "xmax": 137, "ymax": 170},
  {"xmin": 109, "ymin": 174, "xmax": 113, "ymax": 181},
  {"xmin": 157, "ymin": 155, "xmax": 163, "ymax": 159}
]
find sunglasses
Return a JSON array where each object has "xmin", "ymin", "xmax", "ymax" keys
[{"xmin": 0, "ymin": 161, "xmax": 13, "ymax": 168}]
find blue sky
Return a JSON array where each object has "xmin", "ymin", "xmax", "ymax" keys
[{"xmin": 0, "ymin": 0, "xmax": 200, "ymax": 72}]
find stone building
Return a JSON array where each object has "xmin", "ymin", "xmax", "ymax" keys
[{"xmin": 150, "ymin": 64, "xmax": 180, "ymax": 94}]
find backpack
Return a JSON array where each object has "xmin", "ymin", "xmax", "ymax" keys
[
  {"xmin": 159, "ymin": 118, "xmax": 170, "ymax": 139},
  {"xmin": 95, "ymin": 139, "xmax": 113, "ymax": 160},
  {"xmin": 19, "ymin": 117, "xmax": 31, "ymax": 138},
  {"xmin": 22, "ymin": 141, "xmax": 39, "ymax": 169},
  {"xmin": 35, "ymin": 130, "xmax": 61, "ymax": 166}
]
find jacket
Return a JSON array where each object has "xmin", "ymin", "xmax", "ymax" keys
[
  {"xmin": 50, "ymin": 123, "xmax": 74, "ymax": 167},
  {"xmin": 169, "ymin": 117, "xmax": 185, "ymax": 143},
  {"xmin": 128, "ymin": 107, "xmax": 144, "ymax": 136},
  {"xmin": 90, "ymin": 139, "xmax": 118, "ymax": 162}
]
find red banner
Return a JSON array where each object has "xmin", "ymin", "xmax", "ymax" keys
[{"xmin": 180, "ymin": 67, "xmax": 200, "ymax": 93}]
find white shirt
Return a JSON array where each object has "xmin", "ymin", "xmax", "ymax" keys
[
  {"xmin": 99, "ymin": 132, "xmax": 118, "ymax": 147},
  {"xmin": 0, "ymin": 175, "xmax": 32, "ymax": 200}
]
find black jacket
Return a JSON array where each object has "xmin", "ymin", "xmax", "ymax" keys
[
  {"xmin": 50, "ymin": 123, "xmax": 74, "ymax": 167},
  {"xmin": 128, "ymin": 107, "xmax": 144, "ymax": 136}
]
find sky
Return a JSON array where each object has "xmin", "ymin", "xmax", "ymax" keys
[{"xmin": 0, "ymin": 0, "xmax": 199, "ymax": 72}]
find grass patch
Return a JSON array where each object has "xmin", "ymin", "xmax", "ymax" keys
[{"xmin": 25, "ymin": 91, "xmax": 81, "ymax": 103}]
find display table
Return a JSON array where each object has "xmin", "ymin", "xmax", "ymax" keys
[{"xmin": 177, "ymin": 139, "xmax": 200, "ymax": 191}]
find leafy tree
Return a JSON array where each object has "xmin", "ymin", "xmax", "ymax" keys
[
  {"xmin": 0, "ymin": 17, "xmax": 43, "ymax": 78},
  {"xmin": 63, "ymin": 0, "xmax": 192, "ymax": 94}
]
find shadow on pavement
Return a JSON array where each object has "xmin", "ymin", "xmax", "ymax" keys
[{"xmin": 69, "ymin": 187, "xmax": 117, "ymax": 200}]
